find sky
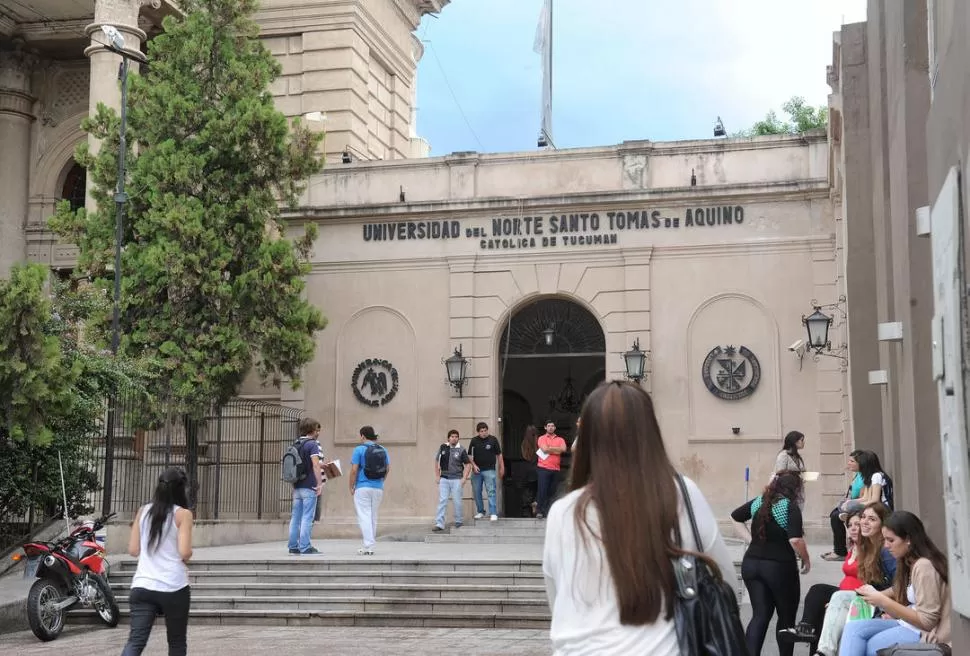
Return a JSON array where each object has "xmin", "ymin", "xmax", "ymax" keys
[{"xmin": 415, "ymin": 0, "xmax": 868, "ymax": 155}]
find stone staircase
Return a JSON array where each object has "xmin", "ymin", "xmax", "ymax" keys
[
  {"xmin": 71, "ymin": 552, "xmax": 550, "ymax": 628},
  {"xmin": 425, "ymin": 517, "xmax": 546, "ymax": 544}
]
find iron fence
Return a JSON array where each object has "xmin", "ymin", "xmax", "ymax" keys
[{"xmin": 90, "ymin": 394, "xmax": 303, "ymax": 520}]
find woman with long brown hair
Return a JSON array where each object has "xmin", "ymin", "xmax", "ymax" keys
[
  {"xmin": 519, "ymin": 425, "xmax": 539, "ymax": 517},
  {"xmin": 542, "ymin": 381, "xmax": 734, "ymax": 654},
  {"xmin": 840, "ymin": 511, "xmax": 951, "ymax": 653},
  {"xmin": 732, "ymin": 470, "xmax": 809, "ymax": 656}
]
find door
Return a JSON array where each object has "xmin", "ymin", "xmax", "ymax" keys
[{"xmin": 930, "ymin": 165, "xmax": 970, "ymax": 615}]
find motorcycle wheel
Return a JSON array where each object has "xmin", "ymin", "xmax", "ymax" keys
[
  {"xmin": 91, "ymin": 574, "xmax": 119, "ymax": 627},
  {"xmin": 26, "ymin": 578, "xmax": 65, "ymax": 641}
]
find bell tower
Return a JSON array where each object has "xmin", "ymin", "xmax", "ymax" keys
[{"xmin": 256, "ymin": 0, "xmax": 450, "ymax": 163}]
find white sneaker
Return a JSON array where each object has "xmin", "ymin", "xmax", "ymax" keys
[
  {"xmin": 474, "ymin": 512, "xmax": 485, "ymax": 519},
  {"xmin": 357, "ymin": 548, "xmax": 374, "ymax": 555},
  {"xmin": 490, "ymin": 515, "xmax": 498, "ymax": 521}
]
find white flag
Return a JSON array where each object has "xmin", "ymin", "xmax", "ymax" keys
[
  {"xmin": 533, "ymin": 0, "xmax": 550, "ymax": 54},
  {"xmin": 534, "ymin": 0, "xmax": 553, "ymax": 144}
]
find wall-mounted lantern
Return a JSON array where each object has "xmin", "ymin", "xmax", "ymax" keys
[
  {"xmin": 801, "ymin": 296, "xmax": 848, "ymax": 364},
  {"xmin": 623, "ymin": 338, "xmax": 648, "ymax": 383},
  {"xmin": 444, "ymin": 345, "xmax": 469, "ymax": 397}
]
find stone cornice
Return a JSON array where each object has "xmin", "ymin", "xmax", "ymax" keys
[
  {"xmin": 288, "ymin": 180, "xmax": 831, "ymax": 223},
  {"xmin": 0, "ymin": 87, "xmax": 35, "ymax": 120}
]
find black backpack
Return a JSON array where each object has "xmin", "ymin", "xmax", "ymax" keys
[
  {"xmin": 881, "ymin": 472, "xmax": 894, "ymax": 511},
  {"xmin": 281, "ymin": 438, "xmax": 308, "ymax": 484},
  {"xmin": 363, "ymin": 443, "xmax": 388, "ymax": 480}
]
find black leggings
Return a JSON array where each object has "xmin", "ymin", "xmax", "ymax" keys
[
  {"xmin": 122, "ymin": 585, "xmax": 191, "ymax": 656},
  {"xmin": 830, "ymin": 506, "xmax": 847, "ymax": 556},
  {"xmin": 800, "ymin": 583, "xmax": 838, "ymax": 651},
  {"xmin": 536, "ymin": 468, "xmax": 559, "ymax": 516},
  {"xmin": 741, "ymin": 557, "xmax": 800, "ymax": 656}
]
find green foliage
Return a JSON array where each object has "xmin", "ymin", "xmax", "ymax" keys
[
  {"xmin": 735, "ymin": 96, "xmax": 829, "ymax": 137},
  {"xmin": 49, "ymin": 0, "xmax": 327, "ymax": 419},
  {"xmin": 0, "ymin": 268, "xmax": 156, "ymax": 543},
  {"xmin": 0, "ymin": 264, "xmax": 78, "ymax": 446}
]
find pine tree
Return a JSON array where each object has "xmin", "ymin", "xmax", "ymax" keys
[{"xmin": 50, "ymin": 0, "xmax": 326, "ymax": 419}]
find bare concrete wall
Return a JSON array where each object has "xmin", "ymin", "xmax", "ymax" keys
[
  {"xmin": 839, "ymin": 23, "xmax": 884, "ymax": 454},
  {"xmin": 923, "ymin": 0, "xmax": 970, "ymax": 646}
]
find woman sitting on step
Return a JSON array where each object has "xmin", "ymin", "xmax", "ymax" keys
[{"xmin": 542, "ymin": 380, "xmax": 735, "ymax": 655}]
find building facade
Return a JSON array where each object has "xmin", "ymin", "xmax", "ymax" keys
[
  {"xmin": 830, "ymin": 0, "xmax": 970, "ymax": 643},
  {"xmin": 0, "ymin": 0, "xmax": 446, "ymax": 275},
  {"xmin": 292, "ymin": 136, "xmax": 847, "ymax": 533}
]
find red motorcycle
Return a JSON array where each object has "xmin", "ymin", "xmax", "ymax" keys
[{"xmin": 12, "ymin": 513, "xmax": 120, "ymax": 641}]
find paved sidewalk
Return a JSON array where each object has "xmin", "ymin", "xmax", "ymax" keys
[{"xmin": 0, "ymin": 538, "xmax": 843, "ymax": 655}]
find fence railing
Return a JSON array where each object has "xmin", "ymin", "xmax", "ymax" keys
[{"xmin": 90, "ymin": 395, "xmax": 303, "ymax": 520}]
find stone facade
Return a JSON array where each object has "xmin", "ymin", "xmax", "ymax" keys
[
  {"xmin": 293, "ymin": 135, "xmax": 846, "ymax": 530},
  {"xmin": 0, "ymin": 0, "xmax": 445, "ymax": 272}
]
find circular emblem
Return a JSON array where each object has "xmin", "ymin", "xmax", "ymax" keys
[
  {"xmin": 701, "ymin": 345, "xmax": 761, "ymax": 401},
  {"xmin": 351, "ymin": 359, "xmax": 399, "ymax": 407}
]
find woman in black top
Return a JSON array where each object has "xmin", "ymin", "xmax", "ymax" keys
[{"xmin": 732, "ymin": 471, "xmax": 811, "ymax": 656}]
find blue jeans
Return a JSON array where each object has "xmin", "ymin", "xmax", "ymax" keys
[
  {"xmin": 838, "ymin": 618, "xmax": 920, "ymax": 656},
  {"xmin": 472, "ymin": 469, "xmax": 498, "ymax": 515},
  {"xmin": 287, "ymin": 487, "xmax": 316, "ymax": 552},
  {"xmin": 436, "ymin": 478, "xmax": 463, "ymax": 528}
]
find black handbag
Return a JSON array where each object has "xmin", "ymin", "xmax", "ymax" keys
[{"xmin": 672, "ymin": 474, "xmax": 750, "ymax": 656}]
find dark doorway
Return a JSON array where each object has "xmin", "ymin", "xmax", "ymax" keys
[{"xmin": 498, "ymin": 298, "xmax": 606, "ymax": 517}]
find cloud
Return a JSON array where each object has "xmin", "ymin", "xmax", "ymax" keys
[{"xmin": 416, "ymin": 0, "xmax": 867, "ymax": 154}]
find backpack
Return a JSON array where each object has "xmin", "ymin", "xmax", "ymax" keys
[
  {"xmin": 362, "ymin": 443, "xmax": 388, "ymax": 480},
  {"xmin": 881, "ymin": 472, "xmax": 894, "ymax": 511},
  {"xmin": 281, "ymin": 438, "xmax": 308, "ymax": 484}
]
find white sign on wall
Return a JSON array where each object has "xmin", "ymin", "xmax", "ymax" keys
[{"xmin": 930, "ymin": 165, "xmax": 970, "ymax": 616}]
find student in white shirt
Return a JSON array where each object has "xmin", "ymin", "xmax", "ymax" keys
[
  {"xmin": 122, "ymin": 467, "xmax": 194, "ymax": 656},
  {"xmin": 542, "ymin": 380, "xmax": 735, "ymax": 656}
]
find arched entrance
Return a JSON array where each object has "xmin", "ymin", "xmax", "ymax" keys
[{"xmin": 497, "ymin": 297, "xmax": 606, "ymax": 516}]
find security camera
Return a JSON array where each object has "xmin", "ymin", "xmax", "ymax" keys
[
  {"xmin": 102, "ymin": 25, "xmax": 125, "ymax": 51},
  {"xmin": 788, "ymin": 339, "xmax": 804, "ymax": 352}
]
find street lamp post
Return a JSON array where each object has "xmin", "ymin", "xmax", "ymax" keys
[
  {"xmin": 102, "ymin": 25, "xmax": 130, "ymax": 355},
  {"xmin": 99, "ymin": 25, "xmax": 138, "ymax": 516}
]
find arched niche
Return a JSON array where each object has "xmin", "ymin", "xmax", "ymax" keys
[
  {"xmin": 333, "ymin": 306, "xmax": 418, "ymax": 445},
  {"xmin": 686, "ymin": 292, "xmax": 781, "ymax": 442}
]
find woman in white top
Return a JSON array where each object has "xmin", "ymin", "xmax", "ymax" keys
[
  {"xmin": 773, "ymin": 431, "xmax": 806, "ymax": 476},
  {"xmin": 122, "ymin": 467, "xmax": 194, "ymax": 656},
  {"xmin": 542, "ymin": 380, "xmax": 736, "ymax": 656}
]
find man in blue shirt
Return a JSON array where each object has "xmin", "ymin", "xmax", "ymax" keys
[
  {"xmin": 349, "ymin": 425, "xmax": 389, "ymax": 555},
  {"xmin": 288, "ymin": 417, "xmax": 323, "ymax": 555}
]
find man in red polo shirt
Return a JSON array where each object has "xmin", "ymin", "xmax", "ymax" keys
[{"xmin": 535, "ymin": 419, "xmax": 567, "ymax": 519}]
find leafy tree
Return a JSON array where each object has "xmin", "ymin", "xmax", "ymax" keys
[
  {"xmin": 736, "ymin": 96, "xmax": 828, "ymax": 137},
  {"xmin": 0, "ymin": 267, "xmax": 155, "ymax": 545},
  {"xmin": 49, "ymin": 0, "xmax": 327, "ymax": 423},
  {"xmin": 0, "ymin": 264, "xmax": 78, "ymax": 446}
]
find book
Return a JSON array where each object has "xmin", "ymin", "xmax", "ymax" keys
[{"xmin": 323, "ymin": 459, "xmax": 342, "ymax": 479}]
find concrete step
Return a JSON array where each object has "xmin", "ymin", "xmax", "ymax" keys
[
  {"xmin": 446, "ymin": 527, "xmax": 547, "ymax": 537},
  {"xmin": 110, "ymin": 581, "xmax": 547, "ymax": 601},
  {"xmin": 112, "ymin": 594, "xmax": 548, "ymax": 613},
  {"xmin": 112, "ymin": 559, "xmax": 542, "ymax": 574},
  {"xmin": 425, "ymin": 534, "xmax": 546, "ymax": 544},
  {"xmin": 68, "ymin": 608, "xmax": 551, "ymax": 629},
  {"xmin": 110, "ymin": 570, "xmax": 545, "ymax": 587}
]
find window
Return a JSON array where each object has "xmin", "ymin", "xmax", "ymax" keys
[{"xmin": 61, "ymin": 163, "xmax": 86, "ymax": 212}]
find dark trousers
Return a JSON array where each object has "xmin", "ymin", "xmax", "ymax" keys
[
  {"xmin": 741, "ymin": 556, "xmax": 800, "ymax": 656},
  {"xmin": 830, "ymin": 506, "xmax": 848, "ymax": 556},
  {"xmin": 122, "ymin": 585, "xmax": 191, "ymax": 656},
  {"xmin": 536, "ymin": 468, "xmax": 559, "ymax": 516},
  {"xmin": 800, "ymin": 583, "xmax": 838, "ymax": 651}
]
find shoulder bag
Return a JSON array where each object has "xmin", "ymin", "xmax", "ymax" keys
[{"xmin": 672, "ymin": 474, "xmax": 750, "ymax": 656}]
